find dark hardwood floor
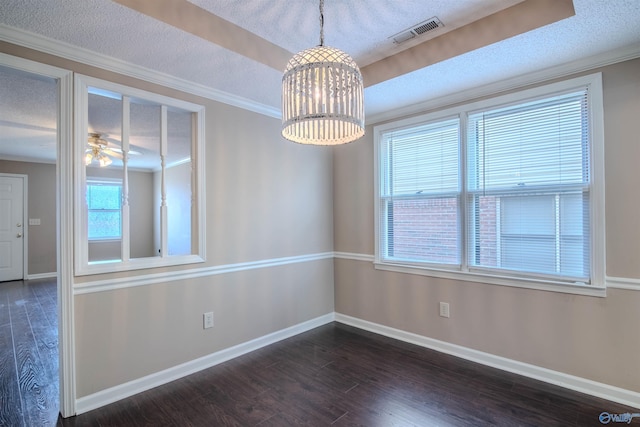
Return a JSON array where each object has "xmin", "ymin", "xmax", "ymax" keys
[
  {"xmin": 60, "ymin": 323, "xmax": 636, "ymax": 426},
  {"xmin": 0, "ymin": 278, "xmax": 59, "ymax": 427},
  {"xmin": 3, "ymin": 279, "xmax": 637, "ymax": 426}
]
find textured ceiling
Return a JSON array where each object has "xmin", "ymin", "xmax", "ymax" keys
[{"xmin": 0, "ymin": 0, "xmax": 640, "ymax": 165}]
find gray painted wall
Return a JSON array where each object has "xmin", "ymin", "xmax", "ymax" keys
[
  {"xmin": 73, "ymin": 97, "xmax": 335, "ymax": 397},
  {"xmin": 332, "ymin": 58, "xmax": 640, "ymax": 394},
  {"xmin": 3, "ymin": 39, "xmax": 638, "ymax": 405},
  {"xmin": 1, "ymin": 42, "xmax": 335, "ymax": 399}
]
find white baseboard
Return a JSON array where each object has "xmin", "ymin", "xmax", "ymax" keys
[
  {"xmin": 76, "ymin": 311, "xmax": 640, "ymax": 415},
  {"xmin": 335, "ymin": 313, "xmax": 640, "ymax": 410},
  {"xmin": 27, "ymin": 272, "xmax": 57, "ymax": 280},
  {"xmin": 75, "ymin": 313, "xmax": 335, "ymax": 414}
]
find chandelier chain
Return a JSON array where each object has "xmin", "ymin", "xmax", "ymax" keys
[{"xmin": 319, "ymin": 0, "xmax": 324, "ymax": 46}]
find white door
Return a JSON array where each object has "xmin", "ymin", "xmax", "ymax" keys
[{"xmin": 0, "ymin": 175, "xmax": 25, "ymax": 282}]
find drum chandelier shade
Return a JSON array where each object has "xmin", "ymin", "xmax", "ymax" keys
[{"xmin": 281, "ymin": 0, "xmax": 365, "ymax": 145}]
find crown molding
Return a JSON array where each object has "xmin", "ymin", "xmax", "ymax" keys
[
  {"xmin": 3, "ymin": 25, "xmax": 639, "ymax": 135},
  {"xmin": 0, "ymin": 154, "xmax": 57, "ymax": 165},
  {"xmin": 0, "ymin": 24, "xmax": 281, "ymax": 119},
  {"xmin": 368, "ymin": 42, "xmax": 640, "ymax": 124}
]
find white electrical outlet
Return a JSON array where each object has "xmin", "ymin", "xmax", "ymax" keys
[
  {"xmin": 439, "ymin": 302, "xmax": 450, "ymax": 318},
  {"xmin": 203, "ymin": 311, "xmax": 214, "ymax": 329}
]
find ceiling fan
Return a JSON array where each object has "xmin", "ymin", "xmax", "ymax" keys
[{"xmin": 85, "ymin": 132, "xmax": 140, "ymax": 167}]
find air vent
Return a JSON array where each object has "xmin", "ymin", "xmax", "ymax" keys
[{"xmin": 390, "ymin": 17, "xmax": 444, "ymax": 44}]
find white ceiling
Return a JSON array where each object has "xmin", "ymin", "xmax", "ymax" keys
[{"xmin": 0, "ymin": 0, "xmax": 639, "ymax": 165}]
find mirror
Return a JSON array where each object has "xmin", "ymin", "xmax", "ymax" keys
[{"xmin": 75, "ymin": 74, "xmax": 205, "ymax": 275}]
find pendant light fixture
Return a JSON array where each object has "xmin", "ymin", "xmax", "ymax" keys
[{"xmin": 281, "ymin": 0, "xmax": 364, "ymax": 145}]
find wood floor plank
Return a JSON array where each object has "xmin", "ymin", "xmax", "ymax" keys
[
  {"xmin": 0, "ymin": 322, "xmax": 24, "ymax": 427},
  {"xmin": 3, "ymin": 279, "xmax": 59, "ymax": 427},
  {"xmin": 31, "ymin": 280, "xmax": 58, "ymax": 330},
  {"xmin": 13, "ymin": 318, "xmax": 58, "ymax": 426},
  {"xmin": 23, "ymin": 303, "xmax": 58, "ymax": 385},
  {"xmin": 182, "ymin": 374, "xmax": 274, "ymax": 425},
  {"xmin": 0, "ymin": 290, "xmax": 11, "ymax": 328}
]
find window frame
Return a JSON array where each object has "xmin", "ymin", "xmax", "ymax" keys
[
  {"xmin": 374, "ymin": 73, "xmax": 605, "ymax": 296},
  {"xmin": 86, "ymin": 178, "xmax": 123, "ymax": 241},
  {"xmin": 74, "ymin": 74, "xmax": 206, "ymax": 275}
]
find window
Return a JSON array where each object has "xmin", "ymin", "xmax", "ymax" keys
[
  {"xmin": 74, "ymin": 74, "xmax": 206, "ymax": 275},
  {"xmin": 375, "ymin": 74, "xmax": 604, "ymax": 293},
  {"xmin": 379, "ymin": 118, "xmax": 461, "ymax": 266},
  {"xmin": 86, "ymin": 180, "xmax": 122, "ymax": 240}
]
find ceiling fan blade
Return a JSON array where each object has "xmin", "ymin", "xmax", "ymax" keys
[
  {"xmin": 103, "ymin": 149, "xmax": 123, "ymax": 159},
  {"xmin": 88, "ymin": 131, "xmax": 142, "ymax": 156},
  {"xmin": 105, "ymin": 137, "xmax": 122, "ymax": 145}
]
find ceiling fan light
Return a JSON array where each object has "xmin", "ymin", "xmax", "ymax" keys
[
  {"xmin": 98, "ymin": 154, "xmax": 112, "ymax": 167},
  {"xmin": 85, "ymin": 152, "xmax": 93, "ymax": 166}
]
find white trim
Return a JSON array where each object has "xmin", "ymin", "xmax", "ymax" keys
[
  {"xmin": 86, "ymin": 177, "xmax": 123, "ymax": 185},
  {"xmin": 166, "ymin": 157, "xmax": 192, "ymax": 169},
  {"xmin": 56, "ymin": 59, "xmax": 76, "ymax": 417},
  {"xmin": 335, "ymin": 313, "xmax": 640, "ymax": 410},
  {"xmin": 0, "ymin": 24, "xmax": 280, "ymax": 119},
  {"xmin": 607, "ymin": 277, "xmax": 640, "ymax": 291},
  {"xmin": 589, "ymin": 74, "xmax": 607, "ymax": 292},
  {"xmin": 0, "ymin": 155, "xmax": 56, "ymax": 165},
  {"xmin": 0, "ymin": 52, "xmax": 77, "ymax": 417},
  {"xmin": 27, "ymin": 272, "xmax": 57, "ymax": 280},
  {"xmin": 74, "ymin": 74, "xmax": 207, "ymax": 276},
  {"xmin": 374, "ymin": 262, "xmax": 607, "ymax": 297},
  {"xmin": 335, "ymin": 252, "xmax": 640, "ymax": 293},
  {"xmin": 57, "ymin": 60, "xmax": 76, "ymax": 419},
  {"xmin": 75, "ymin": 313, "xmax": 335, "ymax": 414},
  {"xmin": 73, "ymin": 252, "xmax": 335, "ymax": 294},
  {"xmin": 335, "ymin": 251, "xmax": 610, "ymax": 297},
  {"xmin": 373, "ymin": 73, "xmax": 606, "ymax": 297},
  {"xmin": 368, "ymin": 43, "xmax": 640, "ymax": 124},
  {"xmin": 333, "ymin": 251, "xmax": 375, "ymax": 262}
]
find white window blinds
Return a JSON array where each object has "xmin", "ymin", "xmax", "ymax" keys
[
  {"xmin": 86, "ymin": 181, "xmax": 123, "ymax": 240},
  {"xmin": 379, "ymin": 118, "xmax": 460, "ymax": 265},
  {"xmin": 376, "ymin": 77, "xmax": 600, "ymax": 287},
  {"xmin": 466, "ymin": 90, "xmax": 590, "ymax": 281}
]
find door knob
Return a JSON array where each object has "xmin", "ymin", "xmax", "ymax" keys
[
  {"xmin": 16, "ymin": 233, "xmax": 22, "ymax": 238},
  {"xmin": 17, "ymin": 223, "xmax": 22, "ymax": 227}
]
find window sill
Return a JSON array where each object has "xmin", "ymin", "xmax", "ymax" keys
[
  {"xmin": 373, "ymin": 261, "xmax": 606, "ymax": 297},
  {"xmin": 77, "ymin": 254, "xmax": 206, "ymax": 276}
]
